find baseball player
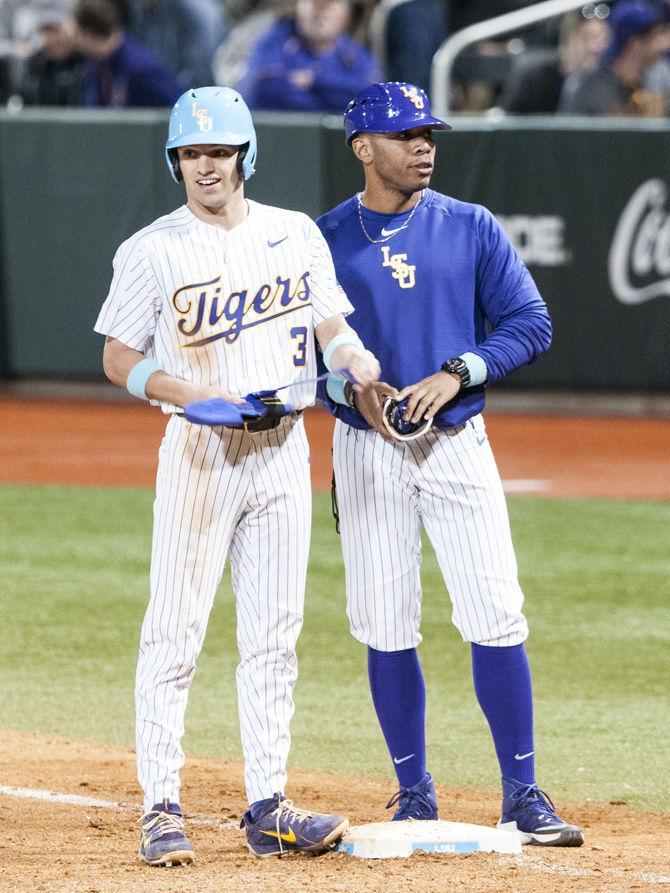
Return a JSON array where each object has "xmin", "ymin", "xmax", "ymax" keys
[
  {"xmin": 94, "ymin": 86, "xmax": 380, "ymax": 865},
  {"xmin": 318, "ymin": 81, "xmax": 583, "ymax": 847}
]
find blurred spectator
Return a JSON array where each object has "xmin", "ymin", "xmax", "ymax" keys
[
  {"xmin": 74, "ymin": 0, "xmax": 184, "ymax": 106},
  {"xmin": 213, "ymin": 0, "xmax": 279, "ymax": 87},
  {"xmin": 1, "ymin": 0, "xmax": 56, "ymax": 100},
  {"xmin": 384, "ymin": 0, "xmax": 446, "ymax": 93},
  {"xmin": 127, "ymin": 0, "xmax": 226, "ymax": 89},
  {"xmin": 1, "ymin": 0, "xmax": 45, "ymax": 44},
  {"xmin": 560, "ymin": 0, "xmax": 670, "ymax": 115},
  {"xmin": 502, "ymin": 8, "xmax": 610, "ymax": 114},
  {"xmin": 20, "ymin": 0, "xmax": 85, "ymax": 105},
  {"xmin": 238, "ymin": 0, "xmax": 380, "ymax": 112}
]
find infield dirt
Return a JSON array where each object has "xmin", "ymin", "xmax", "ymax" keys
[
  {"xmin": 1, "ymin": 398, "xmax": 670, "ymax": 499},
  {"xmin": 1, "ymin": 731, "xmax": 669, "ymax": 893},
  {"xmin": 2, "ymin": 400, "xmax": 669, "ymax": 891}
]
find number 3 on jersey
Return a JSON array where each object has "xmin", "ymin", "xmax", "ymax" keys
[{"xmin": 291, "ymin": 326, "xmax": 307, "ymax": 366}]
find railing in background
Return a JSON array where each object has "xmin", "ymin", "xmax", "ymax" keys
[{"xmin": 431, "ymin": 0, "xmax": 590, "ymax": 116}]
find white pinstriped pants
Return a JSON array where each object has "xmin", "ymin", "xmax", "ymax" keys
[
  {"xmin": 333, "ymin": 414, "xmax": 529, "ymax": 652},
  {"xmin": 136, "ymin": 413, "xmax": 311, "ymax": 811}
]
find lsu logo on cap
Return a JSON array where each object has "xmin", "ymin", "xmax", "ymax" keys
[
  {"xmin": 399, "ymin": 84, "xmax": 424, "ymax": 110},
  {"xmin": 191, "ymin": 101, "xmax": 213, "ymax": 133}
]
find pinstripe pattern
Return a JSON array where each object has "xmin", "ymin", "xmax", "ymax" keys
[
  {"xmin": 97, "ymin": 199, "xmax": 351, "ymax": 813},
  {"xmin": 95, "ymin": 201, "xmax": 352, "ymax": 413},
  {"xmin": 137, "ymin": 414, "xmax": 311, "ymax": 809},
  {"xmin": 333, "ymin": 414, "xmax": 528, "ymax": 651}
]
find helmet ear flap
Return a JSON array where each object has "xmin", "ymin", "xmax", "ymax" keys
[
  {"xmin": 237, "ymin": 143, "xmax": 249, "ymax": 178},
  {"xmin": 168, "ymin": 149, "xmax": 183, "ymax": 183}
]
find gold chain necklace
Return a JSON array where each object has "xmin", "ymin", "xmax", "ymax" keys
[{"xmin": 356, "ymin": 191, "xmax": 424, "ymax": 244}]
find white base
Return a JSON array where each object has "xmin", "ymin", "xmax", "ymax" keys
[{"xmin": 336, "ymin": 820, "xmax": 522, "ymax": 859}]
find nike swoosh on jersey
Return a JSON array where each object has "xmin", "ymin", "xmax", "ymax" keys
[
  {"xmin": 268, "ymin": 236, "xmax": 288, "ymax": 247},
  {"xmin": 393, "ymin": 753, "xmax": 415, "ymax": 764},
  {"xmin": 380, "ymin": 226, "xmax": 404, "ymax": 237},
  {"xmin": 514, "ymin": 751, "xmax": 535, "ymax": 760},
  {"xmin": 259, "ymin": 827, "xmax": 297, "ymax": 843}
]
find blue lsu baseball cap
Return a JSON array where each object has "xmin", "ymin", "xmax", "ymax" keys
[
  {"xmin": 344, "ymin": 81, "xmax": 452, "ymax": 144},
  {"xmin": 602, "ymin": 0, "xmax": 668, "ymax": 61}
]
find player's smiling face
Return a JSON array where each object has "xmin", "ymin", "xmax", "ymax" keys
[
  {"xmin": 177, "ymin": 144, "xmax": 244, "ymax": 211},
  {"xmin": 363, "ymin": 126, "xmax": 435, "ymax": 195}
]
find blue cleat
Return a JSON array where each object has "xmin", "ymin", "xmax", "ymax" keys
[
  {"xmin": 497, "ymin": 776, "xmax": 584, "ymax": 847},
  {"xmin": 241, "ymin": 794, "xmax": 349, "ymax": 857},
  {"xmin": 386, "ymin": 772, "xmax": 439, "ymax": 820},
  {"xmin": 139, "ymin": 799, "xmax": 194, "ymax": 866}
]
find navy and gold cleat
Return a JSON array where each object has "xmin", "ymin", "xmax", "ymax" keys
[
  {"xmin": 386, "ymin": 772, "xmax": 439, "ymax": 820},
  {"xmin": 241, "ymin": 794, "xmax": 349, "ymax": 857},
  {"xmin": 139, "ymin": 799, "xmax": 194, "ymax": 866},
  {"xmin": 497, "ymin": 776, "xmax": 584, "ymax": 847}
]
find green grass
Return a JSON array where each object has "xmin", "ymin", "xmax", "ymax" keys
[{"xmin": 1, "ymin": 484, "xmax": 669, "ymax": 810}]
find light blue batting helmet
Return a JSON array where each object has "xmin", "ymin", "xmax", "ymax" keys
[{"xmin": 165, "ymin": 86, "xmax": 257, "ymax": 183}]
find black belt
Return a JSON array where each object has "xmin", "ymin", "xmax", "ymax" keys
[{"xmin": 243, "ymin": 409, "xmax": 303, "ymax": 433}]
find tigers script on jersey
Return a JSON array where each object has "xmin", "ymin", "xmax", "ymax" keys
[{"xmin": 95, "ymin": 201, "xmax": 352, "ymax": 410}]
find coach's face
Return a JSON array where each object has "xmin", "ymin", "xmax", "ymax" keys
[
  {"xmin": 177, "ymin": 144, "xmax": 243, "ymax": 211},
  {"xmin": 354, "ymin": 126, "xmax": 435, "ymax": 195}
]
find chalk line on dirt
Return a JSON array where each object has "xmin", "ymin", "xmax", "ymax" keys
[{"xmin": 1, "ymin": 785, "xmax": 668, "ymax": 884}]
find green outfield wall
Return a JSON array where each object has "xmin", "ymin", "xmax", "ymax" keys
[{"xmin": 0, "ymin": 109, "xmax": 669, "ymax": 387}]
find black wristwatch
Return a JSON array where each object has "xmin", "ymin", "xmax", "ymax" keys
[
  {"xmin": 343, "ymin": 380, "xmax": 357, "ymax": 408},
  {"xmin": 441, "ymin": 357, "xmax": 471, "ymax": 389}
]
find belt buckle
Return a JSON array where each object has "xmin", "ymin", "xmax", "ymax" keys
[
  {"xmin": 243, "ymin": 410, "xmax": 301, "ymax": 434},
  {"xmin": 243, "ymin": 418, "xmax": 266, "ymax": 433},
  {"xmin": 243, "ymin": 416, "xmax": 274, "ymax": 433}
]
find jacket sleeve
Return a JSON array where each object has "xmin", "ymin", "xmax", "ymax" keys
[{"xmin": 470, "ymin": 207, "xmax": 552, "ymax": 383}]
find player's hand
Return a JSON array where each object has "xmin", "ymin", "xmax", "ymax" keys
[
  {"xmin": 186, "ymin": 383, "xmax": 245, "ymax": 406},
  {"xmin": 331, "ymin": 346, "xmax": 381, "ymax": 389},
  {"xmin": 290, "ymin": 68, "xmax": 314, "ymax": 90},
  {"xmin": 396, "ymin": 371, "xmax": 461, "ymax": 423},
  {"xmin": 353, "ymin": 381, "xmax": 399, "ymax": 441}
]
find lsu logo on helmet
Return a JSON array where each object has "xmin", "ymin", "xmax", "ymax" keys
[
  {"xmin": 399, "ymin": 85, "xmax": 424, "ymax": 110},
  {"xmin": 191, "ymin": 101, "xmax": 213, "ymax": 133}
]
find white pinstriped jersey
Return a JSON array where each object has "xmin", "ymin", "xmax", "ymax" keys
[{"xmin": 94, "ymin": 201, "xmax": 352, "ymax": 411}]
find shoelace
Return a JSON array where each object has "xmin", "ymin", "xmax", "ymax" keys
[
  {"xmin": 509, "ymin": 783, "xmax": 556, "ymax": 817},
  {"xmin": 386, "ymin": 787, "xmax": 434, "ymax": 817},
  {"xmin": 271, "ymin": 799, "xmax": 313, "ymax": 856},
  {"xmin": 142, "ymin": 810, "xmax": 186, "ymax": 842}
]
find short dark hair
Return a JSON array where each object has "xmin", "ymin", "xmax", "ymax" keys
[{"xmin": 74, "ymin": 0, "xmax": 122, "ymax": 38}]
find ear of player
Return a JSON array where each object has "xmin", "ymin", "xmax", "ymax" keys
[{"xmin": 185, "ymin": 390, "xmax": 292, "ymax": 428}]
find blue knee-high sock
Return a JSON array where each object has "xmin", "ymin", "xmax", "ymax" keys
[
  {"xmin": 471, "ymin": 643, "xmax": 535, "ymax": 785},
  {"xmin": 367, "ymin": 647, "xmax": 427, "ymax": 788}
]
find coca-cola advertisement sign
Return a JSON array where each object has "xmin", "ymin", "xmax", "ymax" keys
[{"xmin": 608, "ymin": 179, "xmax": 670, "ymax": 305}]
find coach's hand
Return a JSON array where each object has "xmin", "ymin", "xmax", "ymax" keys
[
  {"xmin": 354, "ymin": 381, "xmax": 398, "ymax": 441},
  {"xmin": 397, "ymin": 371, "xmax": 461, "ymax": 424}
]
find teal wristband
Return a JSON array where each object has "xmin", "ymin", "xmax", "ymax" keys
[
  {"xmin": 126, "ymin": 358, "xmax": 163, "ymax": 400},
  {"xmin": 459, "ymin": 352, "xmax": 488, "ymax": 387},
  {"xmin": 323, "ymin": 333, "xmax": 363, "ymax": 372},
  {"xmin": 326, "ymin": 375, "xmax": 348, "ymax": 405}
]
